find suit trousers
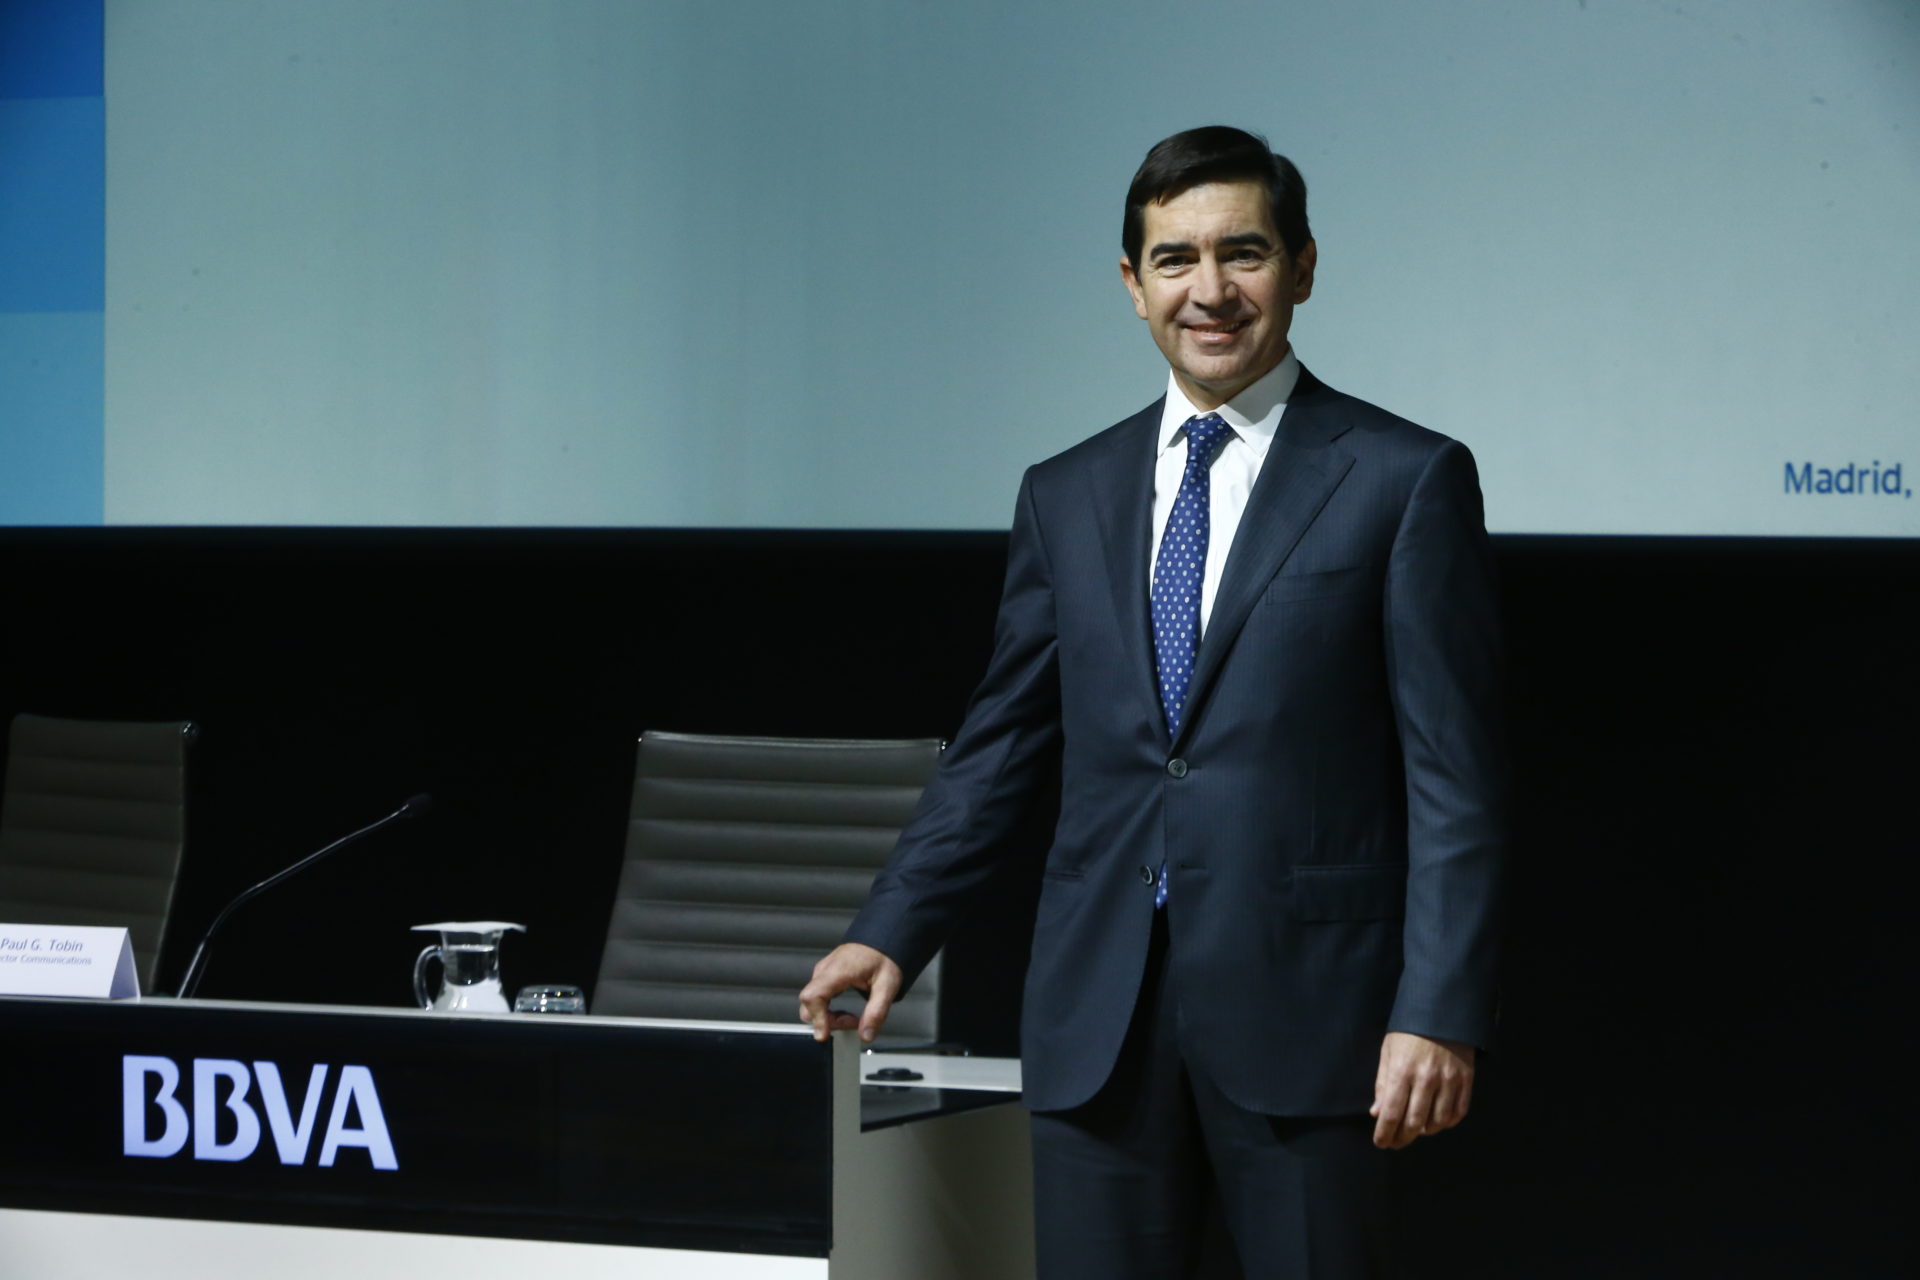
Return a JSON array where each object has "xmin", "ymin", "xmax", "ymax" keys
[{"xmin": 1029, "ymin": 911, "xmax": 1394, "ymax": 1280}]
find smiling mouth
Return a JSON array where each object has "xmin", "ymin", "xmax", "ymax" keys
[{"xmin": 1185, "ymin": 319, "xmax": 1250, "ymax": 345}]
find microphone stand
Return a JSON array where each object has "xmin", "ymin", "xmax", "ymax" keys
[{"xmin": 174, "ymin": 794, "xmax": 431, "ymax": 998}]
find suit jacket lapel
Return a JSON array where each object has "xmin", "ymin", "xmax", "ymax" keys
[
  {"xmin": 1174, "ymin": 368, "xmax": 1355, "ymax": 751},
  {"xmin": 1086, "ymin": 400, "xmax": 1166, "ymax": 745}
]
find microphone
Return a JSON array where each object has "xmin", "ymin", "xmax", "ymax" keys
[{"xmin": 174, "ymin": 793, "xmax": 433, "ymax": 998}]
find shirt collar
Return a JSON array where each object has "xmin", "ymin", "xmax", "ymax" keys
[{"xmin": 1155, "ymin": 349, "xmax": 1302, "ymax": 459}]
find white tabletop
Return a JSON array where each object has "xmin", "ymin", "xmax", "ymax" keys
[
  {"xmin": 860, "ymin": 1051, "xmax": 1022, "ymax": 1093},
  {"xmin": 3, "ymin": 993, "xmax": 817, "ymax": 1036}
]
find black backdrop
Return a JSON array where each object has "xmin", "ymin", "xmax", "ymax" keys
[{"xmin": 1, "ymin": 528, "xmax": 1913, "ymax": 1277}]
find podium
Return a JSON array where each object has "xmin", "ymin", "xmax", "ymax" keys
[{"xmin": 0, "ymin": 996, "xmax": 1033, "ymax": 1279}]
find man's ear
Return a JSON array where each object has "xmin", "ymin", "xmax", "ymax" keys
[
  {"xmin": 1291, "ymin": 240, "xmax": 1318, "ymax": 304},
  {"xmin": 1120, "ymin": 255, "xmax": 1149, "ymax": 320}
]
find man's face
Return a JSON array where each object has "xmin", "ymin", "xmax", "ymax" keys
[{"xmin": 1120, "ymin": 180, "xmax": 1316, "ymax": 410}]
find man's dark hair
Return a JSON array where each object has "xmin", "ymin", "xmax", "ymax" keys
[{"xmin": 1123, "ymin": 125, "xmax": 1311, "ymax": 267}]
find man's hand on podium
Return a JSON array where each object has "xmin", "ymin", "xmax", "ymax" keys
[{"xmin": 799, "ymin": 943, "xmax": 903, "ymax": 1043}]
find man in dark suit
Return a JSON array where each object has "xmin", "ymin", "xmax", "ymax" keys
[{"xmin": 801, "ymin": 126, "xmax": 1507, "ymax": 1279}]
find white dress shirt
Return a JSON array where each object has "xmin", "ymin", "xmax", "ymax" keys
[{"xmin": 1148, "ymin": 350, "xmax": 1302, "ymax": 636}]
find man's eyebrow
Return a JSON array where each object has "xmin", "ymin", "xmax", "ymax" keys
[
  {"xmin": 1147, "ymin": 231, "xmax": 1275, "ymax": 260},
  {"xmin": 1219, "ymin": 231, "xmax": 1275, "ymax": 251}
]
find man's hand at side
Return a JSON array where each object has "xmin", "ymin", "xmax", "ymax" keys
[
  {"xmin": 798, "ymin": 943, "xmax": 903, "ymax": 1043},
  {"xmin": 1370, "ymin": 1031, "xmax": 1475, "ymax": 1149}
]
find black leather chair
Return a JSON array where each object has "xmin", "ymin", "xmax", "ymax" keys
[
  {"xmin": 0, "ymin": 713, "xmax": 196, "ymax": 991},
  {"xmin": 595, "ymin": 731, "xmax": 945, "ymax": 1041}
]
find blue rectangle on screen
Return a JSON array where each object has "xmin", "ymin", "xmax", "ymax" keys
[
  {"xmin": 0, "ymin": 311, "xmax": 104, "ymax": 525},
  {"xmin": 0, "ymin": 95, "xmax": 103, "ymax": 310},
  {"xmin": 0, "ymin": 0, "xmax": 103, "ymax": 99}
]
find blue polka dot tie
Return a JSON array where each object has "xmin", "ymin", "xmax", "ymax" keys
[{"xmin": 1149, "ymin": 413, "xmax": 1230, "ymax": 908}]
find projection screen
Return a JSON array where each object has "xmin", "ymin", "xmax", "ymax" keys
[{"xmin": 94, "ymin": 0, "xmax": 1919, "ymax": 534}]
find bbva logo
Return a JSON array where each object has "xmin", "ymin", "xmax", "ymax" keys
[{"xmin": 122, "ymin": 1055, "xmax": 398, "ymax": 1170}]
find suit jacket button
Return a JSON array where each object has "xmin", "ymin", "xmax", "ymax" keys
[
  {"xmin": 1138, "ymin": 865, "xmax": 1155, "ymax": 884},
  {"xmin": 1166, "ymin": 758, "xmax": 1188, "ymax": 778}
]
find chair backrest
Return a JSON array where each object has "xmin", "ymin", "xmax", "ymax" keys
[
  {"xmin": 595, "ymin": 731, "xmax": 944, "ymax": 1041},
  {"xmin": 0, "ymin": 713, "xmax": 196, "ymax": 992}
]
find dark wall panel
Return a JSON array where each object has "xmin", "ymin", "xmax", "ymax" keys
[
  {"xmin": 0, "ymin": 528, "xmax": 1912, "ymax": 1276},
  {"xmin": 0, "ymin": 529, "xmax": 1024, "ymax": 1022}
]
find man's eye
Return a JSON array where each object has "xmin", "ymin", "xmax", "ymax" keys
[{"xmin": 1154, "ymin": 258, "xmax": 1193, "ymax": 273}]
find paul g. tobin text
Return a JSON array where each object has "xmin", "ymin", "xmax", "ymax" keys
[{"xmin": 0, "ymin": 934, "xmax": 91, "ymax": 965}]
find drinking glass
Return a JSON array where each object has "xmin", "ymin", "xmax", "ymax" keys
[{"xmin": 514, "ymin": 983, "xmax": 587, "ymax": 1014}]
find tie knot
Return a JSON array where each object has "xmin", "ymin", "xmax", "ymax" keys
[{"xmin": 1183, "ymin": 414, "xmax": 1230, "ymax": 466}]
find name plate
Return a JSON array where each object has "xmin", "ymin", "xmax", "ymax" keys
[{"xmin": 0, "ymin": 924, "xmax": 139, "ymax": 999}]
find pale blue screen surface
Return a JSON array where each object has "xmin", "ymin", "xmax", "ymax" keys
[{"xmin": 96, "ymin": 0, "xmax": 1920, "ymax": 533}]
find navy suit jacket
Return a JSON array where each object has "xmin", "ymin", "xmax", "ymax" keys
[{"xmin": 847, "ymin": 366, "xmax": 1508, "ymax": 1116}]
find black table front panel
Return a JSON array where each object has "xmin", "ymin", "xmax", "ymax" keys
[{"xmin": 0, "ymin": 999, "xmax": 833, "ymax": 1256}]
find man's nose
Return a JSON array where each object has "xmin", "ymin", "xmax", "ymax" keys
[{"xmin": 1190, "ymin": 257, "xmax": 1236, "ymax": 309}]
